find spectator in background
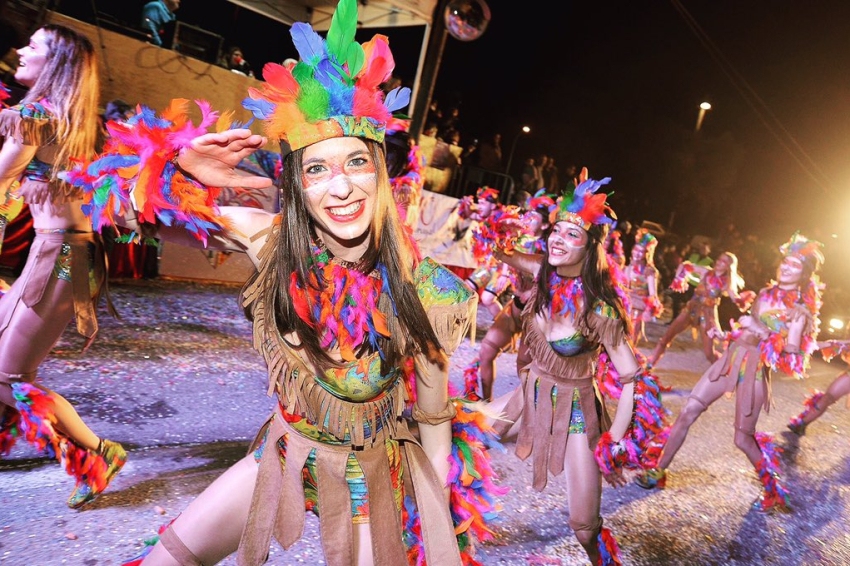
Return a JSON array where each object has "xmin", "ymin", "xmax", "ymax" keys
[
  {"xmin": 475, "ymin": 132, "xmax": 502, "ymax": 171},
  {"xmin": 141, "ymin": 0, "xmax": 180, "ymax": 48},
  {"xmin": 518, "ymin": 156, "xmax": 539, "ymax": 204},
  {"xmin": 219, "ymin": 46, "xmax": 254, "ymax": 78},
  {"xmin": 541, "ymin": 155, "xmax": 559, "ymax": 192}
]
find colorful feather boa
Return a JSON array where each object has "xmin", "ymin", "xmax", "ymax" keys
[
  {"xmin": 597, "ymin": 526, "xmax": 623, "ymax": 566},
  {"xmin": 289, "ymin": 242, "xmax": 392, "ymax": 361},
  {"xmin": 61, "ymin": 99, "xmax": 232, "ymax": 245},
  {"xmin": 594, "ymin": 352, "xmax": 671, "ymax": 473},
  {"xmin": 753, "ymin": 432, "xmax": 791, "ymax": 510},
  {"xmin": 403, "ymin": 397, "xmax": 507, "ymax": 565}
]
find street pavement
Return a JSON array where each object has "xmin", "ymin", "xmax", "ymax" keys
[{"xmin": 1, "ymin": 279, "xmax": 850, "ymax": 565}]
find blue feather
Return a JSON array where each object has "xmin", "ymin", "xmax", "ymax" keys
[
  {"xmin": 290, "ymin": 23, "xmax": 325, "ymax": 65},
  {"xmin": 241, "ymin": 97, "xmax": 275, "ymax": 120},
  {"xmin": 86, "ymin": 155, "xmax": 139, "ymax": 175},
  {"xmin": 384, "ymin": 87, "xmax": 410, "ymax": 113}
]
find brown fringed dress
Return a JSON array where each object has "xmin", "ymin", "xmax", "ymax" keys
[
  {"xmin": 233, "ymin": 223, "xmax": 477, "ymax": 566},
  {"xmin": 495, "ymin": 286, "xmax": 633, "ymax": 491}
]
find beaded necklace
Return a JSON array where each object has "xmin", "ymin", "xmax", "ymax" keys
[{"xmin": 288, "ymin": 241, "xmax": 392, "ymax": 361}]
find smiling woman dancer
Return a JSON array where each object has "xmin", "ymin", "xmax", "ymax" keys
[
  {"xmin": 491, "ymin": 177, "xmax": 668, "ymax": 565},
  {"xmin": 0, "ymin": 25, "xmax": 125, "ymax": 509},
  {"xmin": 638, "ymin": 233, "xmax": 824, "ymax": 513},
  {"xmin": 66, "ymin": 0, "xmax": 501, "ymax": 563}
]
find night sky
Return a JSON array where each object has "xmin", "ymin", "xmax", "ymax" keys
[{"xmin": 59, "ymin": 0, "xmax": 850, "ymax": 281}]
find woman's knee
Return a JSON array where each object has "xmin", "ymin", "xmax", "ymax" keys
[
  {"xmin": 679, "ymin": 398, "xmax": 709, "ymax": 425},
  {"xmin": 570, "ymin": 517, "xmax": 602, "ymax": 548}
]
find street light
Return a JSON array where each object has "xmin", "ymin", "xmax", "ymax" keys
[
  {"xmin": 695, "ymin": 101, "xmax": 712, "ymax": 133},
  {"xmin": 505, "ymin": 125, "xmax": 531, "ymax": 174}
]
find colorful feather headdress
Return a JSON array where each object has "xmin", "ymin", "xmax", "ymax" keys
[
  {"xmin": 525, "ymin": 188, "xmax": 555, "ymax": 215},
  {"xmin": 634, "ymin": 227, "xmax": 658, "ymax": 254},
  {"xmin": 780, "ymin": 232, "xmax": 824, "ymax": 272},
  {"xmin": 550, "ymin": 176, "xmax": 615, "ymax": 230},
  {"xmin": 476, "ymin": 186, "xmax": 499, "ymax": 203},
  {"xmin": 242, "ymin": 0, "xmax": 410, "ymax": 153}
]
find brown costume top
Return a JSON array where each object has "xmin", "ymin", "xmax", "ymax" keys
[{"xmin": 0, "ymin": 100, "xmax": 108, "ymax": 344}]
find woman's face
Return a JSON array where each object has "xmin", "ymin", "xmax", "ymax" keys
[
  {"xmin": 631, "ymin": 244, "xmax": 646, "ymax": 263},
  {"xmin": 548, "ymin": 221, "xmax": 588, "ymax": 273},
  {"xmin": 524, "ymin": 210, "xmax": 544, "ymax": 235},
  {"xmin": 474, "ymin": 198, "xmax": 495, "ymax": 220},
  {"xmin": 301, "ymin": 136, "xmax": 377, "ymax": 253},
  {"xmin": 714, "ymin": 253, "xmax": 732, "ymax": 274},
  {"xmin": 777, "ymin": 255, "xmax": 804, "ymax": 286},
  {"xmin": 15, "ymin": 29, "xmax": 50, "ymax": 88}
]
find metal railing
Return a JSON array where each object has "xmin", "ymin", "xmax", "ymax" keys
[{"xmin": 443, "ymin": 165, "xmax": 516, "ymax": 205}]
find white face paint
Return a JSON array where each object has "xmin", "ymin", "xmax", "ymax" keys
[
  {"xmin": 524, "ymin": 210, "xmax": 545, "ymax": 236},
  {"xmin": 547, "ymin": 221, "xmax": 588, "ymax": 275},
  {"xmin": 301, "ymin": 137, "xmax": 377, "ymax": 259}
]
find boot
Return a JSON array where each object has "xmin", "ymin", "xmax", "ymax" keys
[
  {"xmin": 752, "ymin": 456, "xmax": 791, "ymax": 513},
  {"xmin": 67, "ymin": 438, "xmax": 127, "ymax": 509},
  {"xmin": 597, "ymin": 525, "xmax": 622, "ymax": 566},
  {"xmin": 635, "ymin": 466, "xmax": 667, "ymax": 490},
  {"xmin": 787, "ymin": 391, "xmax": 825, "ymax": 436}
]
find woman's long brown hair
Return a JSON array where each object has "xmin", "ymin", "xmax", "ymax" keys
[{"xmin": 21, "ymin": 24, "xmax": 99, "ymax": 178}]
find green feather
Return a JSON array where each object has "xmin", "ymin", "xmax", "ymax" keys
[
  {"xmin": 326, "ymin": 0, "xmax": 357, "ymax": 65},
  {"xmin": 346, "ymin": 43, "xmax": 365, "ymax": 77},
  {"xmin": 298, "ymin": 79, "xmax": 330, "ymax": 121}
]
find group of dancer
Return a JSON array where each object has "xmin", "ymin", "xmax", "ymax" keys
[{"xmin": 1, "ymin": 3, "xmax": 849, "ymax": 565}]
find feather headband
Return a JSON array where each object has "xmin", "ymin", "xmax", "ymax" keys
[
  {"xmin": 525, "ymin": 188, "xmax": 555, "ymax": 215},
  {"xmin": 550, "ymin": 177, "xmax": 615, "ymax": 230},
  {"xmin": 476, "ymin": 186, "xmax": 500, "ymax": 203},
  {"xmin": 634, "ymin": 227, "xmax": 658, "ymax": 253},
  {"xmin": 780, "ymin": 232, "xmax": 824, "ymax": 271},
  {"xmin": 241, "ymin": 0, "xmax": 410, "ymax": 153}
]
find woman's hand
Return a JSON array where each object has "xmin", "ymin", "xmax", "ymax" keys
[
  {"xmin": 178, "ymin": 129, "xmax": 274, "ymax": 189},
  {"xmin": 603, "ymin": 469, "xmax": 628, "ymax": 488}
]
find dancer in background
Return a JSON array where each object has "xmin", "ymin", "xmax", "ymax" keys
[
  {"xmin": 788, "ymin": 339, "xmax": 850, "ymax": 435},
  {"xmin": 648, "ymin": 250, "xmax": 752, "ymax": 366},
  {"xmin": 459, "ymin": 186, "xmax": 519, "ymax": 318},
  {"xmin": 638, "ymin": 233, "xmax": 823, "ymax": 513},
  {"xmin": 0, "ymin": 25, "xmax": 124, "ymax": 510},
  {"xmin": 66, "ymin": 0, "xmax": 501, "ymax": 562},
  {"xmin": 493, "ymin": 177, "xmax": 667, "ymax": 564},
  {"xmin": 624, "ymin": 227, "xmax": 663, "ymax": 345},
  {"xmin": 465, "ymin": 189, "xmax": 553, "ymax": 401}
]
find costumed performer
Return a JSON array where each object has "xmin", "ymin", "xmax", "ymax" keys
[
  {"xmin": 624, "ymin": 227, "xmax": 663, "ymax": 345},
  {"xmin": 458, "ymin": 186, "xmax": 520, "ymax": 318},
  {"xmin": 491, "ymin": 177, "xmax": 669, "ymax": 564},
  {"xmin": 464, "ymin": 189, "xmax": 553, "ymax": 402},
  {"xmin": 637, "ymin": 233, "xmax": 824, "ymax": 513},
  {"xmin": 0, "ymin": 25, "xmax": 124, "ymax": 510},
  {"xmin": 64, "ymin": 0, "xmax": 503, "ymax": 563},
  {"xmin": 648, "ymin": 250, "xmax": 753, "ymax": 366}
]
